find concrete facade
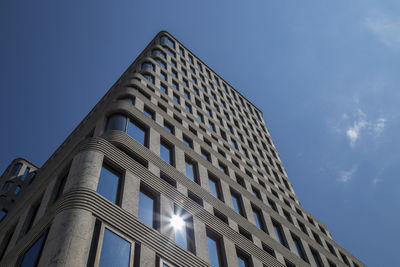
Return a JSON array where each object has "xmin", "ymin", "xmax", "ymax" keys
[{"xmin": 0, "ymin": 31, "xmax": 364, "ymax": 267}]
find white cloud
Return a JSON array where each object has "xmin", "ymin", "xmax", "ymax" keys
[
  {"xmin": 365, "ymin": 16, "xmax": 400, "ymax": 47},
  {"xmin": 343, "ymin": 109, "xmax": 387, "ymax": 148},
  {"xmin": 339, "ymin": 165, "xmax": 358, "ymax": 183}
]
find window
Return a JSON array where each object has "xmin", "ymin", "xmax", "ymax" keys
[
  {"xmin": 143, "ymin": 106, "xmax": 155, "ymax": 120},
  {"xmin": 18, "ymin": 231, "xmax": 47, "ymax": 267},
  {"xmin": 182, "ymin": 135, "xmax": 193, "ymax": 148},
  {"xmin": 97, "ymin": 228, "xmax": 132, "ymax": 267},
  {"xmin": 21, "ymin": 167, "xmax": 30, "ymax": 181},
  {"xmin": 184, "ymin": 90, "xmax": 190, "ymax": 99},
  {"xmin": 97, "ymin": 165, "xmax": 121, "ymax": 204},
  {"xmin": 185, "ymin": 158, "xmax": 199, "ymax": 184},
  {"xmin": 164, "ymin": 121, "xmax": 174, "ymax": 134},
  {"xmin": 238, "ymin": 226, "xmax": 252, "ymax": 241},
  {"xmin": 231, "ymin": 190, "xmax": 246, "ymax": 217},
  {"xmin": 197, "ymin": 113, "xmax": 204, "ymax": 123},
  {"xmin": 160, "ymin": 140, "xmax": 174, "ymax": 165},
  {"xmin": 252, "ymin": 206, "xmax": 267, "ymax": 233},
  {"xmin": 201, "ymin": 148, "xmax": 211, "ymax": 162},
  {"xmin": 310, "ymin": 246, "xmax": 324, "ymax": 267},
  {"xmin": 298, "ymin": 220, "xmax": 308, "ymax": 235},
  {"xmin": 173, "ymin": 93, "xmax": 180, "ymax": 104},
  {"xmin": 209, "ymin": 122, "xmax": 216, "ymax": 132},
  {"xmin": 218, "ymin": 162, "xmax": 228, "ymax": 175},
  {"xmin": 292, "ymin": 233, "xmax": 309, "ymax": 262},
  {"xmin": 14, "ymin": 185, "xmax": 21, "ymax": 195},
  {"xmin": 185, "ymin": 102, "xmax": 192, "ymax": 113},
  {"xmin": 214, "ymin": 209, "xmax": 228, "ymax": 224},
  {"xmin": 283, "ymin": 210, "xmax": 293, "ymax": 224},
  {"xmin": 252, "ymin": 186, "xmax": 262, "ymax": 200},
  {"xmin": 272, "ymin": 220, "xmax": 288, "ymax": 248},
  {"xmin": 209, "ymin": 175, "xmax": 223, "ymax": 201},
  {"xmin": 236, "ymin": 175, "xmax": 246, "ymax": 188},
  {"xmin": 156, "ymin": 59, "xmax": 166, "ymax": 69},
  {"xmin": 143, "ymin": 74, "xmax": 154, "ymax": 84},
  {"xmin": 340, "ymin": 252, "xmax": 350, "ymax": 266},
  {"xmin": 173, "ymin": 206, "xmax": 195, "ymax": 253},
  {"xmin": 11, "ymin": 163, "xmax": 22, "ymax": 176},
  {"xmin": 138, "ymin": 186, "xmax": 158, "ymax": 229},
  {"xmin": 160, "ymin": 83, "xmax": 168, "ymax": 94},
  {"xmin": 326, "ymin": 242, "xmax": 337, "ymax": 257},
  {"xmin": 262, "ymin": 243, "xmax": 276, "ymax": 258},
  {"xmin": 128, "ymin": 119, "xmax": 148, "ymax": 146},
  {"xmin": 160, "ymin": 35, "xmax": 175, "ymax": 48},
  {"xmin": 237, "ymin": 248, "xmax": 252, "ymax": 267},
  {"xmin": 172, "ymin": 81, "xmax": 179, "ymax": 90},
  {"xmin": 312, "ymin": 231, "xmax": 322, "ymax": 246},
  {"xmin": 0, "ymin": 209, "xmax": 7, "ymax": 222},
  {"xmin": 207, "ymin": 230, "xmax": 225, "ymax": 267},
  {"xmin": 153, "ymin": 49, "xmax": 166, "ymax": 58}
]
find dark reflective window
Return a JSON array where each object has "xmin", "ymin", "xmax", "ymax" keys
[
  {"xmin": 138, "ymin": 190, "xmax": 156, "ymax": 228},
  {"xmin": 127, "ymin": 120, "xmax": 146, "ymax": 146},
  {"xmin": 97, "ymin": 166, "xmax": 120, "ymax": 204},
  {"xmin": 185, "ymin": 159, "xmax": 197, "ymax": 183},
  {"xmin": 237, "ymin": 249, "xmax": 251, "ymax": 267},
  {"xmin": 14, "ymin": 185, "xmax": 21, "ymax": 195},
  {"xmin": 19, "ymin": 233, "xmax": 46, "ymax": 267},
  {"xmin": 207, "ymin": 232, "xmax": 224, "ymax": 267},
  {"xmin": 0, "ymin": 209, "xmax": 7, "ymax": 222},
  {"xmin": 106, "ymin": 114, "xmax": 127, "ymax": 132},
  {"xmin": 252, "ymin": 207, "xmax": 266, "ymax": 233},
  {"xmin": 231, "ymin": 191, "xmax": 245, "ymax": 217},
  {"xmin": 160, "ymin": 141, "xmax": 173, "ymax": 165},
  {"xmin": 21, "ymin": 167, "xmax": 30, "ymax": 181},
  {"xmin": 11, "ymin": 163, "xmax": 22, "ymax": 176},
  {"xmin": 98, "ymin": 229, "xmax": 131, "ymax": 267}
]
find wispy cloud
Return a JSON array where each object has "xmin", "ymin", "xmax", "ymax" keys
[
  {"xmin": 339, "ymin": 165, "xmax": 358, "ymax": 183},
  {"xmin": 365, "ymin": 16, "xmax": 400, "ymax": 47},
  {"xmin": 341, "ymin": 109, "xmax": 386, "ymax": 148}
]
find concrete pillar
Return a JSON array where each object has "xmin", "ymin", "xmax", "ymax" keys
[
  {"xmin": 38, "ymin": 209, "xmax": 96, "ymax": 267},
  {"xmin": 121, "ymin": 170, "xmax": 141, "ymax": 216},
  {"xmin": 222, "ymin": 236, "xmax": 238, "ymax": 267},
  {"xmin": 64, "ymin": 150, "xmax": 104, "ymax": 193},
  {"xmin": 193, "ymin": 217, "xmax": 208, "ymax": 262},
  {"xmin": 138, "ymin": 243, "xmax": 156, "ymax": 267}
]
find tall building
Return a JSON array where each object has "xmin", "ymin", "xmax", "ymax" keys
[{"xmin": 0, "ymin": 31, "xmax": 364, "ymax": 267}]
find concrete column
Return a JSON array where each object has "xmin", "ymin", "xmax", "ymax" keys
[
  {"xmin": 197, "ymin": 164, "xmax": 209, "ymax": 190},
  {"xmin": 148, "ymin": 127, "xmax": 160, "ymax": 156},
  {"xmin": 252, "ymin": 256, "xmax": 264, "ymax": 267},
  {"xmin": 138, "ymin": 243, "xmax": 156, "ymax": 267},
  {"xmin": 222, "ymin": 236, "xmax": 238, "ymax": 267},
  {"xmin": 121, "ymin": 170, "xmax": 141, "ymax": 216},
  {"xmin": 64, "ymin": 150, "xmax": 104, "ymax": 193},
  {"xmin": 38, "ymin": 209, "xmax": 96, "ymax": 267},
  {"xmin": 193, "ymin": 217, "xmax": 208, "ymax": 262},
  {"xmin": 175, "ymin": 147, "xmax": 186, "ymax": 176}
]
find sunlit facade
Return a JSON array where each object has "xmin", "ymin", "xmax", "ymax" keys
[{"xmin": 0, "ymin": 31, "xmax": 364, "ymax": 267}]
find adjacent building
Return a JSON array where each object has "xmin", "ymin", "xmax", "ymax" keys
[{"xmin": 0, "ymin": 31, "xmax": 364, "ymax": 267}]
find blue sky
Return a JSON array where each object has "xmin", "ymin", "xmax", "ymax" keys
[{"xmin": 1, "ymin": 1, "xmax": 399, "ymax": 266}]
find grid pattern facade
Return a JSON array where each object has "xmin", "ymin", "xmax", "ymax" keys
[{"xmin": 0, "ymin": 31, "xmax": 364, "ymax": 267}]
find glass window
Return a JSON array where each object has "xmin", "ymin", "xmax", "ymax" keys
[
  {"xmin": 160, "ymin": 36, "xmax": 175, "ymax": 48},
  {"xmin": 143, "ymin": 74, "xmax": 154, "ymax": 84},
  {"xmin": 183, "ymin": 135, "xmax": 193, "ymax": 148},
  {"xmin": 173, "ymin": 206, "xmax": 194, "ymax": 252},
  {"xmin": 138, "ymin": 189, "xmax": 157, "ymax": 229},
  {"xmin": 252, "ymin": 207, "xmax": 267, "ymax": 233},
  {"xmin": 98, "ymin": 229, "xmax": 131, "ymax": 267},
  {"xmin": 160, "ymin": 83, "xmax": 168, "ymax": 94},
  {"xmin": 19, "ymin": 232, "xmax": 46, "ymax": 267},
  {"xmin": 141, "ymin": 62, "xmax": 154, "ymax": 71},
  {"xmin": 209, "ymin": 176, "xmax": 223, "ymax": 201},
  {"xmin": 231, "ymin": 191, "xmax": 245, "ymax": 217},
  {"xmin": 0, "ymin": 209, "xmax": 7, "ymax": 222},
  {"xmin": 310, "ymin": 246, "xmax": 324, "ymax": 267},
  {"xmin": 21, "ymin": 167, "xmax": 30, "ymax": 181},
  {"xmin": 14, "ymin": 185, "xmax": 21, "ymax": 195},
  {"xmin": 273, "ymin": 221, "xmax": 288, "ymax": 248},
  {"xmin": 106, "ymin": 114, "xmax": 127, "ymax": 132},
  {"xmin": 160, "ymin": 140, "xmax": 173, "ymax": 165},
  {"xmin": 237, "ymin": 249, "xmax": 251, "ymax": 267},
  {"xmin": 11, "ymin": 163, "xmax": 22, "ymax": 176},
  {"xmin": 127, "ymin": 120, "xmax": 147, "ymax": 146},
  {"xmin": 173, "ymin": 94, "xmax": 180, "ymax": 104},
  {"xmin": 97, "ymin": 166, "xmax": 120, "ymax": 204},
  {"xmin": 143, "ymin": 106, "xmax": 155, "ymax": 120},
  {"xmin": 164, "ymin": 121, "xmax": 174, "ymax": 134},
  {"xmin": 185, "ymin": 158, "xmax": 198, "ymax": 183},
  {"xmin": 207, "ymin": 231, "xmax": 224, "ymax": 267},
  {"xmin": 292, "ymin": 234, "xmax": 308, "ymax": 262},
  {"xmin": 201, "ymin": 149, "xmax": 211, "ymax": 162}
]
